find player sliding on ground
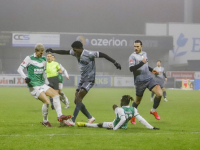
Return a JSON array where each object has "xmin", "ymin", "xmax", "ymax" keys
[
  {"xmin": 46, "ymin": 41, "xmax": 121, "ymax": 126},
  {"xmin": 77, "ymin": 95, "xmax": 159, "ymax": 130}
]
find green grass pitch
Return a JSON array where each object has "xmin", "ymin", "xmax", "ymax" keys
[{"xmin": 0, "ymin": 87, "xmax": 200, "ymax": 150}]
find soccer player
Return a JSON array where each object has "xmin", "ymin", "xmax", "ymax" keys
[
  {"xmin": 17, "ymin": 43, "xmax": 71, "ymax": 127},
  {"xmin": 151, "ymin": 60, "xmax": 168, "ymax": 102},
  {"xmin": 129, "ymin": 40, "xmax": 163, "ymax": 124},
  {"xmin": 46, "ymin": 53, "xmax": 62, "ymax": 110},
  {"xmin": 77, "ymin": 95, "xmax": 159, "ymax": 130},
  {"xmin": 52, "ymin": 55, "xmax": 70, "ymax": 109},
  {"xmin": 46, "ymin": 41, "xmax": 121, "ymax": 126}
]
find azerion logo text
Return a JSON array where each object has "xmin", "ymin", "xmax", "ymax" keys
[{"xmin": 91, "ymin": 37, "xmax": 127, "ymax": 47}]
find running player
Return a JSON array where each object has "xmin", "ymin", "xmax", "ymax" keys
[
  {"xmin": 17, "ymin": 43, "xmax": 71, "ymax": 127},
  {"xmin": 151, "ymin": 60, "xmax": 168, "ymax": 102},
  {"xmin": 52, "ymin": 55, "xmax": 70, "ymax": 109},
  {"xmin": 129, "ymin": 40, "xmax": 163, "ymax": 124},
  {"xmin": 77, "ymin": 95, "xmax": 159, "ymax": 130},
  {"xmin": 46, "ymin": 41, "xmax": 121, "ymax": 126}
]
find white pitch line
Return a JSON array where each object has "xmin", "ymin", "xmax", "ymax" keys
[{"xmin": 0, "ymin": 132, "xmax": 200, "ymax": 137}]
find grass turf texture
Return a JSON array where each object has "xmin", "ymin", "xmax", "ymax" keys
[{"xmin": 0, "ymin": 87, "xmax": 200, "ymax": 150}]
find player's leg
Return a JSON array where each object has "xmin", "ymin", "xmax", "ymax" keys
[
  {"xmin": 162, "ymin": 87, "xmax": 168, "ymax": 102},
  {"xmin": 150, "ymin": 84, "xmax": 162, "ymax": 120},
  {"xmin": 151, "ymin": 92, "xmax": 154, "ymax": 101},
  {"xmin": 131, "ymin": 83, "xmax": 145, "ymax": 124},
  {"xmin": 45, "ymin": 86, "xmax": 71, "ymax": 122},
  {"xmin": 77, "ymin": 122, "xmax": 113, "ymax": 129},
  {"xmin": 59, "ymin": 83, "xmax": 70, "ymax": 108}
]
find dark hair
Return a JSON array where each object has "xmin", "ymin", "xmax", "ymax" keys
[
  {"xmin": 121, "ymin": 95, "xmax": 134, "ymax": 105},
  {"xmin": 134, "ymin": 40, "xmax": 142, "ymax": 46},
  {"xmin": 71, "ymin": 41, "xmax": 83, "ymax": 49},
  {"xmin": 52, "ymin": 54, "xmax": 55, "ymax": 58},
  {"xmin": 157, "ymin": 60, "xmax": 161, "ymax": 63}
]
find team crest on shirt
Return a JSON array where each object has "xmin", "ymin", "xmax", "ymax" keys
[
  {"xmin": 129, "ymin": 60, "xmax": 133, "ymax": 63},
  {"xmin": 22, "ymin": 61, "xmax": 25, "ymax": 64}
]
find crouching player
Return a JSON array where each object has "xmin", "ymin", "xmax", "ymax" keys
[{"xmin": 77, "ymin": 95, "xmax": 159, "ymax": 130}]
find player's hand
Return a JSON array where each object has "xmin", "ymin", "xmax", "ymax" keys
[
  {"xmin": 153, "ymin": 127, "xmax": 160, "ymax": 130},
  {"xmin": 152, "ymin": 69, "xmax": 159, "ymax": 75},
  {"xmin": 142, "ymin": 58, "xmax": 147, "ymax": 64},
  {"xmin": 66, "ymin": 77, "xmax": 69, "ymax": 80},
  {"xmin": 114, "ymin": 62, "xmax": 121, "ymax": 70},
  {"xmin": 25, "ymin": 77, "xmax": 31, "ymax": 83},
  {"xmin": 46, "ymin": 48, "xmax": 53, "ymax": 53},
  {"xmin": 165, "ymin": 78, "xmax": 167, "ymax": 81}
]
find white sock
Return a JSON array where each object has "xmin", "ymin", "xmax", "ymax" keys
[
  {"xmin": 60, "ymin": 92, "xmax": 70, "ymax": 105},
  {"xmin": 42, "ymin": 104, "xmax": 49, "ymax": 122},
  {"xmin": 85, "ymin": 123, "xmax": 98, "ymax": 128},
  {"xmin": 151, "ymin": 108, "xmax": 156, "ymax": 112},
  {"xmin": 53, "ymin": 95, "xmax": 62, "ymax": 117}
]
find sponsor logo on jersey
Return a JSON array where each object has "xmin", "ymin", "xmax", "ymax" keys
[{"xmin": 34, "ymin": 69, "xmax": 44, "ymax": 74}]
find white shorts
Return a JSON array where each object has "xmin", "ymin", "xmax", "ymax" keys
[
  {"xmin": 59, "ymin": 83, "xmax": 63, "ymax": 90},
  {"xmin": 28, "ymin": 84, "xmax": 50, "ymax": 99}
]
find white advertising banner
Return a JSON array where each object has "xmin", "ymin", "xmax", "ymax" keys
[
  {"xmin": 0, "ymin": 75, "xmax": 26, "ymax": 86},
  {"xmin": 114, "ymin": 77, "xmax": 134, "ymax": 87},
  {"xmin": 168, "ymin": 23, "xmax": 200, "ymax": 65},
  {"xmin": 12, "ymin": 33, "xmax": 60, "ymax": 47}
]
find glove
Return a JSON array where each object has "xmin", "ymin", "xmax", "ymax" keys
[
  {"xmin": 25, "ymin": 77, "xmax": 31, "ymax": 83},
  {"xmin": 153, "ymin": 127, "xmax": 160, "ymax": 130},
  {"xmin": 114, "ymin": 62, "xmax": 121, "ymax": 70},
  {"xmin": 46, "ymin": 48, "xmax": 53, "ymax": 53}
]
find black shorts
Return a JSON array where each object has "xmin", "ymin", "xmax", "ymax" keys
[{"xmin": 48, "ymin": 76, "xmax": 59, "ymax": 90}]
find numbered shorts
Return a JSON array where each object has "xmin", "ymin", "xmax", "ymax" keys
[
  {"xmin": 59, "ymin": 83, "xmax": 63, "ymax": 90},
  {"xmin": 135, "ymin": 78, "xmax": 158, "ymax": 97},
  {"xmin": 28, "ymin": 84, "xmax": 50, "ymax": 99},
  {"xmin": 76, "ymin": 80, "xmax": 94, "ymax": 92}
]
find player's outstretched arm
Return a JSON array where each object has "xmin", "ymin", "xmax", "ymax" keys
[
  {"xmin": 46, "ymin": 48, "xmax": 70, "ymax": 55},
  {"xmin": 99, "ymin": 52, "xmax": 121, "ymax": 70},
  {"xmin": 136, "ymin": 115, "xmax": 159, "ymax": 130}
]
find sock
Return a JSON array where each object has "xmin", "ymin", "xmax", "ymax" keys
[
  {"xmin": 60, "ymin": 92, "xmax": 70, "ymax": 105},
  {"xmin": 53, "ymin": 95, "xmax": 62, "ymax": 117},
  {"xmin": 152, "ymin": 96, "xmax": 161, "ymax": 110},
  {"xmin": 42, "ymin": 104, "xmax": 49, "ymax": 122},
  {"xmin": 72, "ymin": 102, "xmax": 83, "ymax": 122},
  {"xmin": 163, "ymin": 91, "xmax": 166, "ymax": 98},
  {"xmin": 85, "ymin": 123, "xmax": 98, "ymax": 128},
  {"xmin": 151, "ymin": 92, "xmax": 154, "ymax": 98},
  {"xmin": 132, "ymin": 102, "xmax": 139, "ymax": 108},
  {"xmin": 80, "ymin": 103, "xmax": 92, "ymax": 119},
  {"xmin": 50, "ymin": 97, "xmax": 54, "ymax": 108}
]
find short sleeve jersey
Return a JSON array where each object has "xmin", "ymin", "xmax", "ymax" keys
[
  {"xmin": 20, "ymin": 53, "xmax": 46, "ymax": 87},
  {"xmin": 46, "ymin": 61, "xmax": 60, "ymax": 78},
  {"xmin": 70, "ymin": 49, "xmax": 99, "ymax": 81},
  {"xmin": 153, "ymin": 66, "xmax": 165, "ymax": 83},
  {"xmin": 129, "ymin": 51, "xmax": 152, "ymax": 83},
  {"xmin": 113, "ymin": 106, "xmax": 139, "ymax": 129}
]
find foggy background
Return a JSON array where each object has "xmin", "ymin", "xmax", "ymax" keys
[{"xmin": 0, "ymin": 0, "xmax": 199, "ymax": 88}]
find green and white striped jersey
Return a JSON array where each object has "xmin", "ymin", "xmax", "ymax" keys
[
  {"xmin": 20, "ymin": 53, "xmax": 46, "ymax": 87},
  {"xmin": 113, "ymin": 106, "xmax": 139, "ymax": 129}
]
